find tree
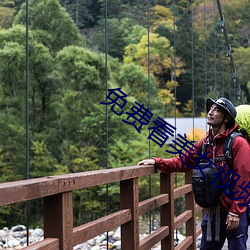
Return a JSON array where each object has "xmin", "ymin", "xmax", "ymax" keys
[
  {"xmin": 98, "ymin": 0, "xmax": 145, "ymax": 21},
  {"xmin": 0, "ymin": 6, "xmax": 15, "ymax": 29},
  {"xmin": 30, "ymin": 141, "xmax": 58, "ymax": 177},
  {"xmin": 234, "ymin": 46, "xmax": 250, "ymax": 102},
  {"xmin": 61, "ymin": 0, "xmax": 101, "ymax": 29},
  {"xmin": 116, "ymin": 62, "xmax": 164, "ymax": 115},
  {"xmin": 14, "ymin": 0, "xmax": 84, "ymax": 52},
  {"xmin": 0, "ymin": 41, "xmax": 26, "ymax": 101},
  {"xmin": 124, "ymin": 31, "xmax": 185, "ymax": 85},
  {"xmin": 86, "ymin": 17, "xmax": 139, "ymax": 60},
  {"xmin": 0, "ymin": 112, "xmax": 26, "ymax": 180},
  {"xmin": 0, "ymin": 25, "xmax": 56, "ymax": 132},
  {"xmin": 148, "ymin": 5, "xmax": 174, "ymax": 33},
  {"xmin": 123, "ymin": 31, "xmax": 184, "ymax": 115}
]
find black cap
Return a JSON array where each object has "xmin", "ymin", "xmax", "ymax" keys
[{"xmin": 206, "ymin": 97, "xmax": 237, "ymax": 119}]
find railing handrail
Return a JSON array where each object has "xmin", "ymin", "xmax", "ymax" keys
[
  {"xmin": 0, "ymin": 165, "xmax": 202, "ymax": 250},
  {"xmin": 0, "ymin": 165, "xmax": 155, "ymax": 206}
]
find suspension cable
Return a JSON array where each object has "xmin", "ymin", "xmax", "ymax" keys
[
  {"xmin": 213, "ymin": 0, "xmax": 217, "ymax": 95},
  {"xmin": 216, "ymin": 0, "xmax": 242, "ymax": 104},
  {"xmin": 25, "ymin": 0, "xmax": 30, "ymax": 245},
  {"xmin": 173, "ymin": 0, "xmax": 179, "ymax": 245},
  {"xmin": 25, "ymin": 0, "xmax": 29, "ymax": 181},
  {"xmin": 147, "ymin": 0, "xmax": 152, "ymax": 234},
  {"xmin": 203, "ymin": 0, "xmax": 207, "ymax": 98},
  {"xmin": 104, "ymin": 0, "xmax": 109, "ymax": 248},
  {"xmin": 191, "ymin": 0, "xmax": 195, "ymax": 139},
  {"xmin": 219, "ymin": 33, "xmax": 225, "ymax": 96},
  {"xmin": 173, "ymin": 0, "xmax": 177, "ymax": 130}
]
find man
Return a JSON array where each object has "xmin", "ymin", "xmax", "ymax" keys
[{"xmin": 138, "ymin": 97, "xmax": 250, "ymax": 250}]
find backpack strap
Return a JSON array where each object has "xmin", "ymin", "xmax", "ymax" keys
[
  {"xmin": 201, "ymin": 141, "xmax": 207, "ymax": 155},
  {"xmin": 201, "ymin": 141, "xmax": 221, "ymax": 242},
  {"xmin": 223, "ymin": 132, "xmax": 242, "ymax": 169}
]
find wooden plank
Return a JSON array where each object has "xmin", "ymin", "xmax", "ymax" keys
[
  {"xmin": 0, "ymin": 165, "xmax": 156, "ymax": 206},
  {"xmin": 120, "ymin": 178, "xmax": 140, "ymax": 250},
  {"xmin": 196, "ymin": 225, "xmax": 202, "ymax": 237},
  {"xmin": 139, "ymin": 226, "xmax": 169, "ymax": 250},
  {"xmin": 195, "ymin": 204, "xmax": 203, "ymax": 213},
  {"xmin": 139, "ymin": 194, "xmax": 169, "ymax": 215},
  {"xmin": 174, "ymin": 184, "xmax": 192, "ymax": 199},
  {"xmin": 44, "ymin": 192, "xmax": 73, "ymax": 250},
  {"xmin": 0, "ymin": 177, "xmax": 59, "ymax": 206},
  {"xmin": 73, "ymin": 209, "xmax": 131, "ymax": 245},
  {"xmin": 161, "ymin": 173, "xmax": 174, "ymax": 250},
  {"xmin": 174, "ymin": 210, "xmax": 192, "ymax": 229},
  {"xmin": 57, "ymin": 165, "xmax": 156, "ymax": 192},
  {"xmin": 175, "ymin": 236, "xmax": 193, "ymax": 250},
  {"xmin": 22, "ymin": 238, "xmax": 59, "ymax": 250}
]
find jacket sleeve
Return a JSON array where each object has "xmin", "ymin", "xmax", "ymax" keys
[
  {"xmin": 228, "ymin": 136, "xmax": 250, "ymax": 215},
  {"xmin": 153, "ymin": 140, "xmax": 203, "ymax": 174}
]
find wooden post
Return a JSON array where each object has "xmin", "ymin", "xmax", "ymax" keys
[
  {"xmin": 120, "ymin": 178, "xmax": 139, "ymax": 250},
  {"xmin": 161, "ymin": 173, "xmax": 174, "ymax": 250},
  {"xmin": 44, "ymin": 192, "xmax": 73, "ymax": 250},
  {"xmin": 185, "ymin": 171, "xmax": 196, "ymax": 250}
]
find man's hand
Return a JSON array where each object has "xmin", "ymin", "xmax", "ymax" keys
[
  {"xmin": 226, "ymin": 213, "xmax": 240, "ymax": 230},
  {"xmin": 137, "ymin": 159, "xmax": 155, "ymax": 166}
]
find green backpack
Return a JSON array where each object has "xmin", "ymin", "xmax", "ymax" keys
[
  {"xmin": 235, "ymin": 105, "xmax": 250, "ymax": 142},
  {"xmin": 224, "ymin": 105, "xmax": 250, "ymax": 168},
  {"xmin": 220, "ymin": 105, "xmax": 250, "ymax": 188}
]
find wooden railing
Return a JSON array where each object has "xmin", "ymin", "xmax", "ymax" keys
[{"xmin": 0, "ymin": 165, "xmax": 203, "ymax": 250}]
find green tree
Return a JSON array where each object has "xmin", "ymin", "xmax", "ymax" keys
[
  {"xmin": 30, "ymin": 141, "xmax": 57, "ymax": 177},
  {"xmin": 86, "ymin": 17, "xmax": 138, "ymax": 60},
  {"xmin": 0, "ymin": 112, "xmax": 26, "ymax": 180},
  {"xmin": 0, "ymin": 25, "xmax": 56, "ymax": 131},
  {"xmin": 124, "ymin": 32, "xmax": 185, "ymax": 87},
  {"xmin": 0, "ymin": 6, "xmax": 15, "ymax": 29},
  {"xmin": 14, "ymin": 0, "xmax": 84, "ymax": 52},
  {"xmin": 148, "ymin": 5, "xmax": 174, "ymax": 33},
  {"xmin": 61, "ymin": 0, "xmax": 101, "ymax": 28},
  {"xmin": 98, "ymin": 0, "xmax": 145, "ymax": 21},
  {"xmin": 123, "ymin": 31, "xmax": 184, "ymax": 115},
  {"xmin": 234, "ymin": 46, "xmax": 250, "ymax": 102},
  {"xmin": 50, "ymin": 46, "xmax": 106, "ymax": 147},
  {"xmin": 0, "ymin": 39, "xmax": 27, "ymax": 180},
  {"xmin": 116, "ymin": 62, "xmax": 164, "ymax": 115}
]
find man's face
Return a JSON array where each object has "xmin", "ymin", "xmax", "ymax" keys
[{"xmin": 207, "ymin": 104, "xmax": 226, "ymax": 127}]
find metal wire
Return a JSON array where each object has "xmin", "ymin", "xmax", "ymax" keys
[
  {"xmin": 213, "ymin": 0, "xmax": 217, "ymax": 95},
  {"xmin": 25, "ymin": 0, "xmax": 30, "ymax": 245},
  {"xmin": 147, "ymin": 0, "xmax": 152, "ymax": 234},
  {"xmin": 215, "ymin": 0, "xmax": 242, "ymax": 103},
  {"xmin": 191, "ymin": 0, "xmax": 195, "ymax": 139},
  {"xmin": 204, "ymin": 0, "xmax": 207, "ymax": 98},
  {"xmin": 173, "ymin": 0, "xmax": 179, "ymax": 245},
  {"xmin": 104, "ymin": 0, "xmax": 109, "ymax": 248},
  {"xmin": 173, "ymin": 0, "xmax": 176, "ymax": 131}
]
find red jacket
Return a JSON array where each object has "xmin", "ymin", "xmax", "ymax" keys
[{"xmin": 154, "ymin": 124, "xmax": 250, "ymax": 216}]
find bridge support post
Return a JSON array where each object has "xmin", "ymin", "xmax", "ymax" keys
[
  {"xmin": 185, "ymin": 171, "xmax": 196, "ymax": 250},
  {"xmin": 120, "ymin": 178, "xmax": 139, "ymax": 250},
  {"xmin": 44, "ymin": 192, "xmax": 73, "ymax": 250},
  {"xmin": 161, "ymin": 173, "xmax": 174, "ymax": 250}
]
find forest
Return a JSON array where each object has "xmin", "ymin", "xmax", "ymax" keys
[{"xmin": 0, "ymin": 0, "xmax": 249, "ymax": 228}]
